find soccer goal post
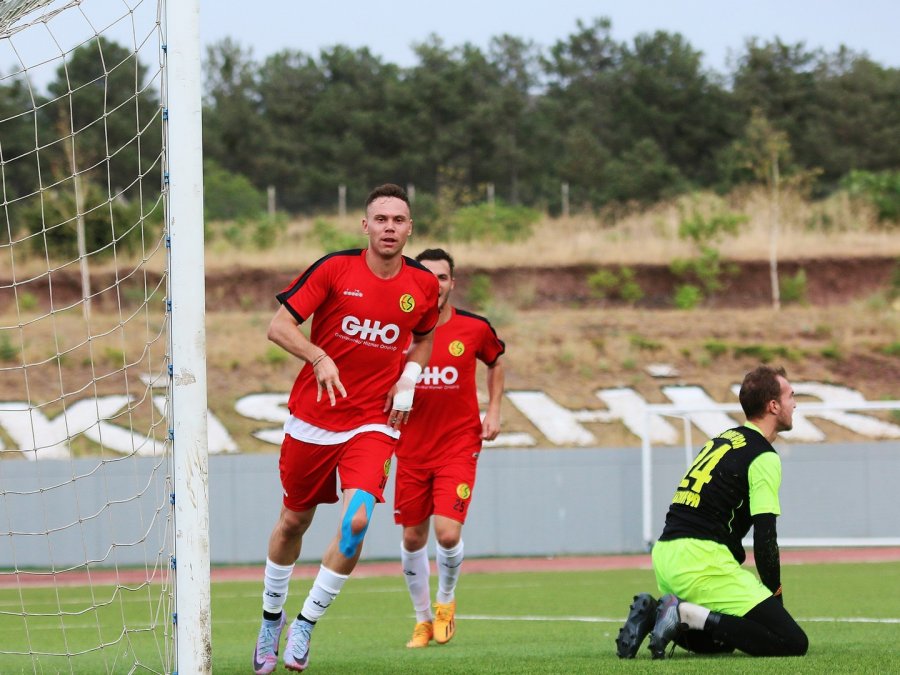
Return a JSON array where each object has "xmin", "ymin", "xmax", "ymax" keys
[{"xmin": 0, "ymin": 1, "xmax": 209, "ymax": 673}]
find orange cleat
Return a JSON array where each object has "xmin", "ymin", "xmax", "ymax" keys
[
  {"xmin": 433, "ymin": 601, "xmax": 456, "ymax": 644},
  {"xmin": 406, "ymin": 620, "xmax": 434, "ymax": 648}
]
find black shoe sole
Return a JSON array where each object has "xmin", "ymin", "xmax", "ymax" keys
[
  {"xmin": 648, "ymin": 634, "xmax": 669, "ymax": 660},
  {"xmin": 615, "ymin": 593, "xmax": 658, "ymax": 658},
  {"xmin": 648, "ymin": 629, "xmax": 686, "ymax": 660}
]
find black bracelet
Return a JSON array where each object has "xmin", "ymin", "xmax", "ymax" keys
[{"xmin": 311, "ymin": 353, "xmax": 327, "ymax": 368}]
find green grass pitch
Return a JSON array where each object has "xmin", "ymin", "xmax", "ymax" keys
[{"xmin": 1, "ymin": 561, "xmax": 898, "ymax": 673}]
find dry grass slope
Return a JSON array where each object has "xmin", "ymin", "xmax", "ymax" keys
[{"xmin": 2, "ymin": 187, "xmax": 899, "ymax": 451}]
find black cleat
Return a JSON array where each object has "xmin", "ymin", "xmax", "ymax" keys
[
  {"xmin": 615, "ymin": 593, "xmax": 659, "ymax": 658},
  {"xmin": 648, "ymin": 594, "xmax": 687, "ymax": 659}
]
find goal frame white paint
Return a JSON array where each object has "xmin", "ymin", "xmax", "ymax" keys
[{"xmin": 164, "ymin": 0, "xmax": 211, "ymax": 671}]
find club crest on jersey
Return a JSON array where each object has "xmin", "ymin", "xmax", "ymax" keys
[
  {"xmin": 456, "ymin": 483, "xmax": 471, "ymax": 500},
  {"xmin": 399, "ymin": 294, "xmax": 415, "ymax": 312},
  {"xmin": 383, "ymin": 459, "xmax": 392, "ymax": 476},
  {"xmin": 448, "ymin": 340, "xmax": 465, "ymax": 356}
]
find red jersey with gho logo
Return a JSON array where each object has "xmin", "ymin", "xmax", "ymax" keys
[
  {"xmin": 277, "ymin": 249, "xmax": 439, "ymax": 432},
  {"xmin": 395, "ymin": 307, "xmax": 505, "ymax": 466}
]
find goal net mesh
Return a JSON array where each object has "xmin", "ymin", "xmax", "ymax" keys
[{"xmin": 0, "ymin": 0, "xmax": 173, "ymax": 671}]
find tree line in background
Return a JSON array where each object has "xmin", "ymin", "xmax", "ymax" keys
[
  {"xmin": 201, "ymin": 17, "xmax": 900, "ymax": 227},
  {"xmin": 1, "ymin": 17, "xmax": 899, "ymax": 259},
  {"xmin": 0, "ymin": 36, "xmax": 161, "ymax": 257}
]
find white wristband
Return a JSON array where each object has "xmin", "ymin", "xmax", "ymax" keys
[
  {"xmin": 393, "ymin": 362, "xmax": 422, "ymax": 412},
  {"xmin": 401, "ymin": 361, "xmax": 423, "ymax": 382}
]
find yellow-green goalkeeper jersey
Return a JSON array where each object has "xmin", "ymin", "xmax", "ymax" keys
[{"xmin": 657, "ymin": 423, "xmax": 782, "ymax": 564}]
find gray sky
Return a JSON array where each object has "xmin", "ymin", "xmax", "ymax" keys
[{"xmin": 199, "ymin": 0, "xmax": 900, "ymax": 72}]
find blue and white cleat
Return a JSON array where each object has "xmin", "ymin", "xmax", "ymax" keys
[
  {"xmin": 284, "ymin": 617, "xmax": 315, "ymax": 672},
  {"xmin": 252, "ymin": 613, "xmax": 286, "ymax": 675}
]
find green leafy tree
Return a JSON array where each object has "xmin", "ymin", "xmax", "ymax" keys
[
  {"xmin": 539, "ymin": 18, "xmax": 622, "ymax": 207},
  {"xmin": 601, "ymin": 138, "xmax": 687, "ymax": 203},
  {"xmin": 203, "ymin": 160, "xmax": 266, "ymax": 221},
  {"xmin": 729, "ymin": 109, "xmax": 793, "ymax": 309},
  {"xmin": 804, "ymin": 52, "xmax": 900, "ymax": 182},
  {"xmin": 483, "ymin": 35, "xmax": 543, "ymax": 204},
  {"xmin": 0, "ymin": 78, "xmax": 51, "ymax": 244},
  {"xmin": 21, "ymin": 175, "xmax": 152, "ymax": 259},
  {"xmin": 404, "ymin": 37, "xmax": 498, "ymax": 197},
  {"xmin": 670, "ymin": 202, "xmax": 747, "ymax": 303},
  {"xmin": 612, "ymin": 31, "xmax": 736, "ymax": 187},
  {"xmin": 540, "ymin": 21, "xmax": 735, "ymax": 207},
  {"xmin": 256, "ymin": 45, "xmax": 406, "ymax": 210},
  {"xmin": 203, "ymin": 38, "xmax": 270, "ymax": 193},
  {"xmin": 46, "ymin": 37, "xmax": 161, "ymax": 196},
  {"xmin": 191, "ymin": 21, "xmax": 900, "ymax": 219},
  {"xmin": 315, "ymin": 46, "xmax": 408, "ymax": 197},
  {"xmin": 842, "ymin": 170, "xmax": 900, "ymax": 224},
  {"xmin": 449, "ymin": 200, "xmax": 540, "ymax": 242},
  {"xmin": 254, "ymin": 49, "xmax": 326, "ymax": 210},
  {"xmin": 731, "ymin": 38, "xmax": 820, "ymax": 164},
  {"xmin": 28, "ymin": 37, "xmax": 161, "ymax": 260}
]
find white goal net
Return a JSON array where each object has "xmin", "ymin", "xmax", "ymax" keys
[{"xmin": 0, "ymin": 1, "xmax": 208, "ymax": 672}]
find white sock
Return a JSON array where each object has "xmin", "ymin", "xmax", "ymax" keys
[
  {"xmin": 679, "ymin": 601, "xmax": 711, "ymax": 630},
  {"xmin": 435, "ymin": 541, "xmax": 464, "ymax": 604},
  {"xmin": 262, "ymin": 558, "xmax": 294, "ymax": 614},
  {"xmin": 401, "ymin": 544, "xmax": 433, "ymax": 623},
  {"xmin": 301, "ymin": 565, "xmax": 348, "ymax": 622}
]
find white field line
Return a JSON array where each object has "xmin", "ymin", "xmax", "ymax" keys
[
  {"xmin": 116, "ymin": 613, "xmax": 900, "ymax": 630},
  {"xmin": 4, "ymin": 613, "xmax": 897, "ymax": 640},
  {"xmin": 460, "ymin": 614, "xmax": 900, "ymax": 624}
]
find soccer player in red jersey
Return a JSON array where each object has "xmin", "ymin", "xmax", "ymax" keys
[
  {"xmin": 393, "ymin": 248, "xmax": 506, "ymax": 649},
  {"xmin": 252, "ymin": 184, "xmax": 439, "ymax": 674}
]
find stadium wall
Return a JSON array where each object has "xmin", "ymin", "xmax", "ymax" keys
[{"xmin": 2, "ymin": 442, "xmax": 898, "ymax": 567}]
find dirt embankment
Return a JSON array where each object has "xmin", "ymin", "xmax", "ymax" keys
[
  {"xmin": 2, "ymin": 254, "xmax": 898, "ymax": 451},
  {"xmin": 458, "ymin": 256, "xmax": 896, "ymax": 309},
  {"xmin": 3, "ymin": 256, "xmax": 895, "ymax": 314}
]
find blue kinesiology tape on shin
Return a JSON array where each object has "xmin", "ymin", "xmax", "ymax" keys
[{"xmin": 339, "ymin": 490, "xmax": 375, "ymax": 558}]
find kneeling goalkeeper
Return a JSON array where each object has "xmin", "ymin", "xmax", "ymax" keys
[{"xmin": 616, "ymin": 366, "xmax": 808, "ymax": 660}]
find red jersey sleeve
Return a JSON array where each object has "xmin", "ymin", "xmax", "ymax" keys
[
  {"xmin": 276, "ymin": 250, "xmax": 353, "ymax": 323},
  {"xmin": 473, "ymin": 312, "xmax": 506, "ymax": 366}
]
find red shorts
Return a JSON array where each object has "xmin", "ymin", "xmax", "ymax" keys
[
  {"xmin": 393, "ymin": 451, "xmax": 478, "ymax": 527},
  {"xmin": 279, "ymin": 432, "xmax": 395, "ymax": 512}
]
